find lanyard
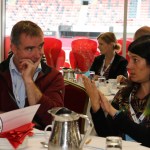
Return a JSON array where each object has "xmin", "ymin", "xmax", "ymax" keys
[
  {"xmin": 100, "ymin": 54, "xmax": 115, "ymax": 76},
  {"xmin": 129, "ymin": 93, "xmax": 145, "ymax": 124}
]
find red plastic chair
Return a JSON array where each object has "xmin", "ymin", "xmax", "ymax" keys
[
  {"xmin": 44, "ymin": 37, "xmax": 66, "ymax": 70},
  {"xmin": 117, "ymin": 38, "xmax": 132, "ymax": 62},
  {"xmin": 4, "ymin": 36, "xmax": 11, "ymax": 59},
  {"xmin": 69, "ymin": 38, "xmax": 98, "ymax": 72},
  {"xmin": 117, "ymin": 38, "xmax": 133, "ymax": 75}
]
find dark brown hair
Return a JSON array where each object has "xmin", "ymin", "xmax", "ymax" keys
[
  {"xmin": 134, "ymin": 26, "xmax": 150, "ymax": 40},
  {"xmin": 11, "ymin": 20, "xmax": 43, "ymax": 46},
  {"xmin": 128, "ymin": 35, "xmax": 150, "ymax": 65}
]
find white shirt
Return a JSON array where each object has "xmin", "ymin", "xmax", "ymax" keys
[{"xmin": 9, "ymin": 55, "xmax": 42, "ymax": 108}]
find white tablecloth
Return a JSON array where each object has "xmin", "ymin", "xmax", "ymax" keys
[{"xmin": 24, "ymin": 129, "xmax": 149, "ymax": 150}]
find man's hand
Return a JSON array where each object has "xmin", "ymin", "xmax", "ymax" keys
[
  {"xmin": 19, "ymin": 58, "xmax": 41, "ymax": 82},
  {"xmin": 19, "ymin": 58, "xmax": 42, "ymax": 105}
]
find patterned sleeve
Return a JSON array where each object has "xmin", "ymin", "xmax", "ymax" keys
[{"xmin": 111, "ymin": 87, "xmax": 129, "ymax": 111}]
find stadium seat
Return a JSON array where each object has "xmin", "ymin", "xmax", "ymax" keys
[
  {"xmin": 44, "ymin": 37, "xmax": 66, "ymax": 70},
  {"xmin": 69, "ymin": 38, "xmax": 98, "ymax": 73}
]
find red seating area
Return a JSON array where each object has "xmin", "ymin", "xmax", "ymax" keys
[
  {"xmin": 4, "ymin": 36, "xmax": 99, "ymax": 71},
  {"xmin": 4, "ymin": 36, "xmax": 11, "ymax": 59},
  {"xmin": 117, "ymin": 38, "xmax": 132, "ymax": 62},
  {"xmin": 4, "ymin": 36, "xmax": 132, "ymax": 71},
  {"xmin": 69, "ymin": 38, "xmax": 99, "ymax": 72},
  {"xmin": 44, "ymin": 37, "xmax": 66, "ymax": 70}
]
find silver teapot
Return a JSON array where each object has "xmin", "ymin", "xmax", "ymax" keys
[{"xmin": 46, "ymin": 107, "xmax": 93, "ymax": 150}]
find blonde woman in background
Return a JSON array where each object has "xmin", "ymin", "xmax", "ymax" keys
[{"xmin": 90, "ymin": 32, "xmax": 128, "ymax": 80}]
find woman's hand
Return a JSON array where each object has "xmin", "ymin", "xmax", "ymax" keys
[
  {"xmin": 93, "ymin": 75, "xmax": 100, "ymax": 81},
  {"xmin": 116, "ymin": 75, "xmax": 127, "ymax": 84},
  {"xmin": 82, "ymin": 75, "xmax": 101, "ymax": 112},
  {"xmin": 82, "ymin": 75, "xmax": 118, "ymax": 116},
  {"xmin": 98, "ymin": 90, "xmax": 117, "ymax": 117}
]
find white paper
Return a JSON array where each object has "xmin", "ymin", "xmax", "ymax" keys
[{"xmin": 0, "ymin": 104, "xmax": 40, "ymax": 132}]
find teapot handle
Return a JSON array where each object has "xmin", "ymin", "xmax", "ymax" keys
[
  {"xmin": 79, "ymin": 114, "xmax": 93, "ymax": 149},
  {"xmin": 44, "ymin": 124, "xmax": 53, "ymax": 142}
]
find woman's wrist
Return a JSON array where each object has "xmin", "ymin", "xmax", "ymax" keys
[
  {"xmin": 109, "ymin": 107, "xmax": 118, "ymax": 117},
  {"xmin": 91, "ymin": 104, "xmax": 100, "ymax": 113},
  {"xmin": 112, "ymin": 110, "xmax": 121, "ymax": 119}
]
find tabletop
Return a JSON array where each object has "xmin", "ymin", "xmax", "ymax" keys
[{"xmin": 24, "ymin": 129, "xmax": 149, "ymax": 150}]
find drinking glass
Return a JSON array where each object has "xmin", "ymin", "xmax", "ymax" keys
[
  {"xmin": 107, "ymin": 79, "xmax": 118, "ymax": 95},
  {"xmin": 75, "ymin": 72, "xmax": 84, "ymax": 86},
  {"xmin": 106, "ymin": 136, "xmax": 122, "ymax": 150},
  {"xmin": 98, "ymin": 76, "xmax": 106, "ymax": 86},
  {"xmin": 89, "ymin": 71, "xmax": 95, "ymax": 80}
]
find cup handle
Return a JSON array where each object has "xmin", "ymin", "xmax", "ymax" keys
[{"xmin": 44, "ymin": 125, "xmax": 52, "ymax": 142}]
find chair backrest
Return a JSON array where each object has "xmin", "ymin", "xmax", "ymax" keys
[
  {"xmin": 55, "ymin": 49, "xmax": 66, "ymax": 70},
  {"xmin": 69, "ymin": 38, "xmax": 98, "ymax": 72},
  {"xmin": 117, "ymin": 38, "xmax": 132, "ymax": 61},
  {"xmin": 44, "ymin": 37, "xmax": 65, "ymax": 70},
  {"xmin": 4, "ymin": 36, "xmax": 11, "ymax": 59},
  {"xmin": 64, "ymin": 80, "xmax": 89, "ymax": 134}
]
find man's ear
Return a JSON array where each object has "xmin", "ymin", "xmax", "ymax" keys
[{"xmin": 11, "ymin": 44, "xmax": 17, "ymax": 54}]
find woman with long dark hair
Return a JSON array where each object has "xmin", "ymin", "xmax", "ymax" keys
[{"xmin": 83, "ymin": 35, "xmax": 150, "ymax": 147}]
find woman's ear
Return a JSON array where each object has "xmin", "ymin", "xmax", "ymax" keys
[
  {"xmin": 108, "ymin": 42, "xmax": 114, "ymax": 49},
  {"xmin": 111, "ymin": 42, "xmax": 116, "ymax": 50}
]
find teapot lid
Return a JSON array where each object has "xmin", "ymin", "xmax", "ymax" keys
[{"xmin": 48, "ymin": 107, "xmax": 80, "ymax": 122}]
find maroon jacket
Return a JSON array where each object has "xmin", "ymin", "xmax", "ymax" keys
[{"xmin": 0, "ymin": 55, "xmax": 64, "ymax": 129}]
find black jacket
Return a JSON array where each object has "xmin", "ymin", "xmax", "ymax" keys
[
  {"xmin": 91, "ymin": 84, "xmax": 150, "ymax": 148},
  {"xmin": 90, "ymin": 53, "xmax": 128, "ymax": 79},
  {"xmin": 91, "ymin": 108, "xmax": 150, "ymax": 147}
]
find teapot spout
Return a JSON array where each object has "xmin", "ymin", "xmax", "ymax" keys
[{"xmin": 48, "ymin": 107, "xmax": 64, "ymax": 116}]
